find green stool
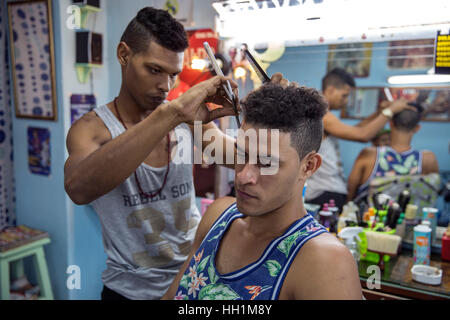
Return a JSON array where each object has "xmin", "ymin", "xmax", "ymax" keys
[{"xmin": 0, "ymin": 237, "xmax": 54, "ymax": 300}]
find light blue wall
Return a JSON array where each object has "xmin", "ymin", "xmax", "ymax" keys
[
  {"xmin": 105, "ymin": 0, "xmax": 151, "ymax": 101},
  {"xmin": 7, "ymin": 0, "xmax": 70, "ymax": 299},
  {"xmin": 268, "ymin": 43, "xmax": 450, "ymax": 178},
  {"xmin": 7, "ymin": 0, "xmax": 108, "ymax": 299},
  {"xmin": 58, "ymin": 0, "xmax": 109, "ymax": 300},
  {"xmin": 59, "ymin": 0, "xmax": 109, "ymax": 299}
]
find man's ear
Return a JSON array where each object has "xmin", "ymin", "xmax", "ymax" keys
[
  {"xmin": 413, "ymin": 123, "xmax": 421, "ymax": 133},
  {"xmin": 301, "ymin": 152, "xmax": 322, "ymax": 180},
  {"xmin": 117, "ymin": 41, "xmax": 131, "ymax": 66},
  {"xmin": 323, "ymin": 86, "xmax": 334, "ymax": 98}
]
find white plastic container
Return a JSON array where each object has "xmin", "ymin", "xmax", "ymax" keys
[{"xmin": 411, "ymin": 265, "xmax": 442, "ymax": 285}]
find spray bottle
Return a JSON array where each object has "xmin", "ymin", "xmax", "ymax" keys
[
  {"xmin": 338, "ymin": 227, "xmax": 364, "ymax": 262},
  {"xmin": 398, "ymin": 187, "xmax": 411, "ymax": 215},
  {"xmin": 338, "ymin": 202, "xmax": 358, "ymax": 233}
]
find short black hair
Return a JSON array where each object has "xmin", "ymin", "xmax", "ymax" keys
[
  {"xmin": 322, "ymin": 68, "xmax": 356, "ymax": 91},
  {"xmin": 120, "ymin": 7, "xmax": 189, "ymax": 53},
  {"xmin": 242, "ymin": 84, "xmax": 328, "ymax": 160},
  {"xmin": 393, "ymin": 109, "xmax": 421, "ymax": 131}
]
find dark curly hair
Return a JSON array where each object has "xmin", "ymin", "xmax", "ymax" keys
[
  {"xmin": 120, "ymin": 7, "xmax": 188, "ymax": 53},
  {"xmin": 242, "ymin": 83, "xmax": 328, "ymax": 160}
]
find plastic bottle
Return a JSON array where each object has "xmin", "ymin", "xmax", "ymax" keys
[
  {"xmin": 319, "ymin": 210, "xmax": 333, "ymax": 231},
  {"xmin": 346, "ymin": 201, "xmax": 359, "ymax": 225},
  {"xmin": 337, "ymin": 216, "xmax": 347, "ymax": 234},
  {"xmin": 398, "ymin": 188, "xmax": 411, "ymax": 214},
  {"xmin": 329, "ymin": 199, "xmax": 336, "ymax": 208},
  {"xmin": 367, "ymin": 208, "xmax": 377, "ymax": 228},
  {"xmin": 422, "ymin": 207, "xmax": 438, "ymax": 245},
  {"xmin": 341, "ymin": 203, "xmax": 349, "ymax": 218},
  {"xmin": 413, "ymin": 223, "xmax": 432, "ymax": 265},
  {"xmin": 338, "ymin": 227, "xmax": 364, "ymax": 262},
  {"xmin": 329, "ymin": 206, "xmax": 339, "ymax": 217},
  {"xmin": 442, "ymin": 224, "xmax": 450, "ymax": 262},
  {"xmin": 363, "ymin": 209, "xmax": 370, "ymax": 222},
  {"xmin": 395, "ymin": 213, "xmax": 406, "ymax": 238},
  {"xmin": 328, "ymin": 200, "xmax": 339, "ymax": 233},
  {"xmin": 405, "ymin": 204, "xmax": 418, "ymax": 220},
  {"xmin": 350, "ymin": 201, "xmax": 359, "ymax": 214},
  {"xmin": 341, "ymin": 202, "xmax": 357, "ymax": 220}
]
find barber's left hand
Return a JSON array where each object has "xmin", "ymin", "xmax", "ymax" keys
[{"xmin": 171, "ymin": 75, "xmax": 240, "ymax": 124}]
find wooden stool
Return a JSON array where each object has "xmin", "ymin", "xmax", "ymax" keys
[{"xmin": 0, "ymin": 237, "xmax": 54, "ymax": 300}]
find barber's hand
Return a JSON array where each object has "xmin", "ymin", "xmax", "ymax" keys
[
  {"xmin": 379, "ymin": 100, "xmax": 390, "ymax": 110},
  {"xmin": 386, "ymin": 98, "xmax": 417, "ymax": 114},
  {"xmin": 270, "ymin": 72, "xmax": 300, "ymax": 88},
  {"xmin": 170, "ymin": 76, "xmax": 240, "ymax": 124}
]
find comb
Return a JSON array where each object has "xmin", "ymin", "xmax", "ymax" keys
[
  {"xmin": 244, "ymin": 49, "xmax": 271, "ymax": 83},
  {"xmin": 384, "ymin": 87, "xmax": 394, "ymax": 102},
  {"xmin": 203, "ymin": 42, "xmax": 241, "ymax": 128}
]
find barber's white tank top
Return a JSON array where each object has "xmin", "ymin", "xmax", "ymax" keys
[
  {"xmin": 305, "ymin": 135, "xmax": 347, "ymax": 200},
  {"xmin": 91, "ymin": 105, "xmax": 201, "ymax": 300}
]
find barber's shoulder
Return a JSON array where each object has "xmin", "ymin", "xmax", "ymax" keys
[
  {"xmin": 67, "ymin": 109, "xmax": 111, "ymax": 146},
  {"xmin": 359, "ymin": 146, "xmax": 376, "ymax": 157},
  {"xmin": 197, "ymin": 196, "xmax": 236, "ymax": 239},
  {"xmin": 422, "ymin": 150, "xmax": 437, "ymax": 158},
  {"xmin": 322, "ymin": 109, "xmax": 338, "ymax": 125},
  {"xmin": 355, "ymin": 147, "xmax": 377, "ymax": 167}
]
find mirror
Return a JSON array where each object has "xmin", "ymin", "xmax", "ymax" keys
[{"xmin": 342, "ymin": 86, "xmax": 450, "ymax": 122}]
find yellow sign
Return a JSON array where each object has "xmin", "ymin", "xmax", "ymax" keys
[{"xmin": 435, "ymin": 31, "xmax": 450, "ymax": 73}]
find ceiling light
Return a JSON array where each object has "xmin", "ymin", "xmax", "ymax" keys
[
  {"xmin": 387, "ymin": 74, "xmax": 450, "ymax": 85},
  {"xmin": 191, "ymin": 58, "xmax": 207, "ymax": 71}
]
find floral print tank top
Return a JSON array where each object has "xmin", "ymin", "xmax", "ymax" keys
[
  {"xmin": 174, "ymin": 203, "xmax": 328, "ymax": 300},
  {"xmin": 356, "ymin": 146, "xmax": 422, "ymax": 200}
]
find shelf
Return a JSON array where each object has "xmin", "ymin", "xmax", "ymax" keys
[
  {"xmin": 75, "ymin": 63, "xmax": 102, "ymax": 84},
  {"xmin": 77, "ymin": 4, "xmax": 101, "ymax": 29}
]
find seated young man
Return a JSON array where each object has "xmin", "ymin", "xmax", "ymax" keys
[
  {"xmin": 163, "ymin": 84, "xmax": 363, "ymax": 300},
  {"xmin": 347, "ymin": 106, "xmax": 439, "ymax": 202},
  {"xmin": 371, "ymin": 129, "xmax": 391, "ymax": 147}
]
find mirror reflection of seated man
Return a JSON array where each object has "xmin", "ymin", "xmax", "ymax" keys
[
  {"xmin": 347, "ymin": 105, "xmax": 439, "ymax": 203},
  {"xmin": 305, "ymin": 68, "xmax": 412, "ymax": 212},
  {"xmin": 163, "ymin": 83, "xmax": 363, "ymax": 300}
]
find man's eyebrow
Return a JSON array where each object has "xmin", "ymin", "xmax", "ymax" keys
[
  {"xmin": 144, "ymin": 62, "xmax": 181, "ymax": 75},
  {"xmin": 234, "ymin": 142, "xmax": 280, "ymax": 162}
]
